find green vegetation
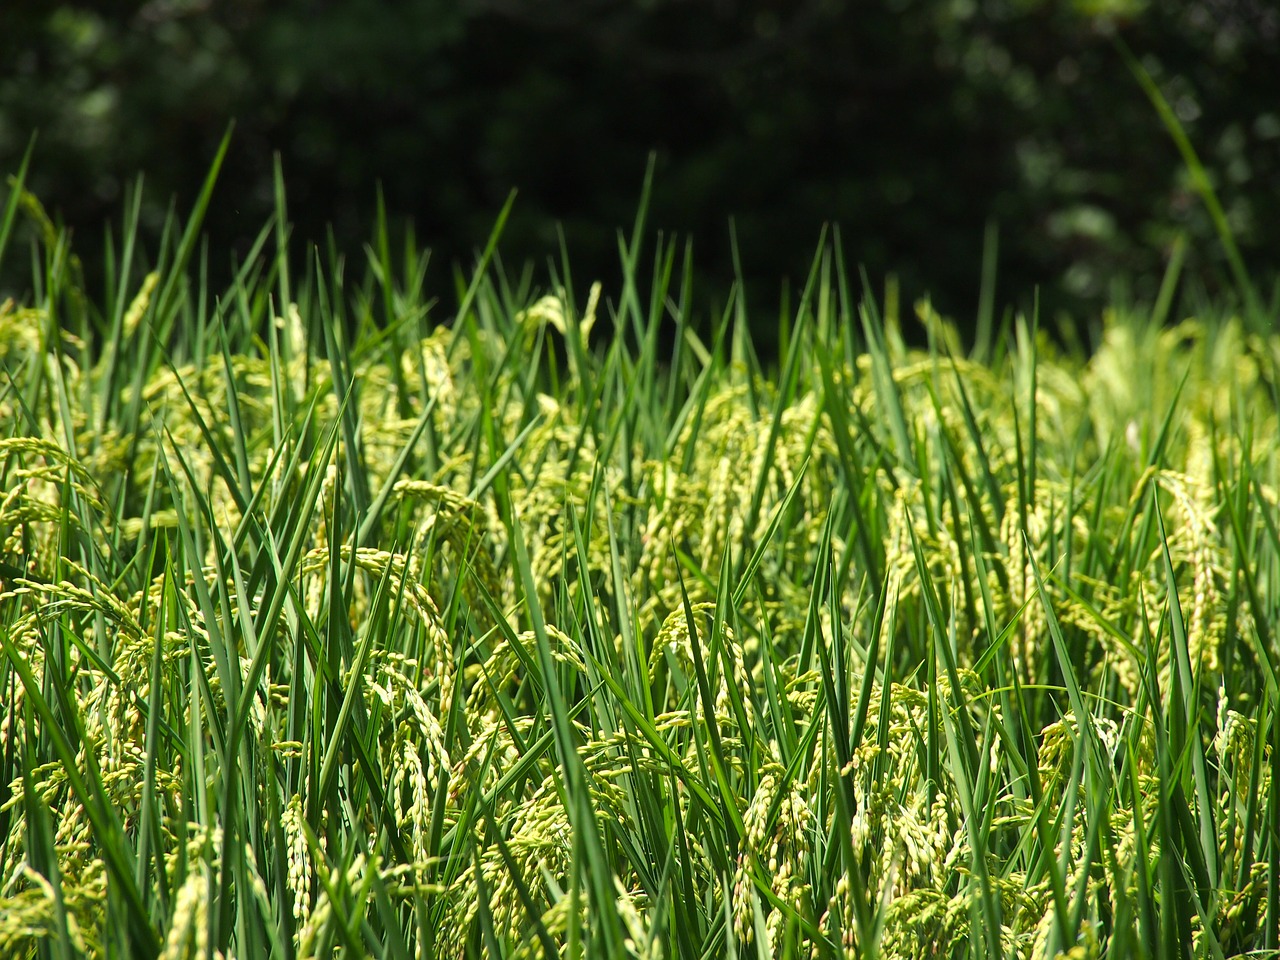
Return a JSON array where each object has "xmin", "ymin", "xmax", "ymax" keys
[{"xmin": 2, "ymin": 151, "xmax": 1279, "ymax": 958}]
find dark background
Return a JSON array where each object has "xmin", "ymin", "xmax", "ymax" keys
[{"xmin": 2, "ymin": 0, "xmax": 1277, "ymax": 343}]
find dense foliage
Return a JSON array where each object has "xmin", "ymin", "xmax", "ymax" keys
[
  {"xmin": 1, "ymin": 162, "xmax": 1279, "ymax": 957},
  {"xmin": 2, "ymin": 0, "xmax": 1278, "ymax": 330}
]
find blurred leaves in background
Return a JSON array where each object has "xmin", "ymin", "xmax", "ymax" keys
[{"xmin": 1, "ymin": 0, "xmax": 1277, "ymax": 334}]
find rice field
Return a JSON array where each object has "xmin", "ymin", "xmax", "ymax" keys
[{"xmin": 2, "ymin": 153, "xmax": 1279, "ymax": 959}]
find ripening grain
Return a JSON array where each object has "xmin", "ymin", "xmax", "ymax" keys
[{"xmin": 1, "ymin": 177, "xmax": 1278, "ymax": 958}]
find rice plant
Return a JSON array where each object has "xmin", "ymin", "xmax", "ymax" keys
[{"xmin": 1, "ymin": 151, "xmax": 1279, "ymax": 959}]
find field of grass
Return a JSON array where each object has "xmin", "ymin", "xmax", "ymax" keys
[{"xmin": 2, "ymin": 147, "xmax": 1280, "ymax": 959}]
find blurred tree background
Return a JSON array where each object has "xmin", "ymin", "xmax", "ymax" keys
[{"xmin": 1, "ymin": 0, "xmax": 1277, "ymax": 342}]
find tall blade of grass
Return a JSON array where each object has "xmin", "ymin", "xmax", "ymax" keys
[
  {"xmin": 1116, "ymin": 38, "xmax": 1262, "ymax": 323},
  {"xmin": 662, "ymin": 237, "xmax": 697, "ymax": 428},
  {"xmin": 740, "ymin": 231, "xmax": 824, "ymax": 564},
  {"xmin": 1134, "ymin": 588, "xmax": 1197, "ymax": 956},
  {"xmin": 814, "ymin": 331, "xmax": 883, "ymax": 589},
  {"xmin": 505, "ymin": 507, "xmax": 626, "ymax": 955},
  {"xmin": 858, "ymin": 267, "xmax": 914, "ymax": 466},
  {"xmin": 3, "ymin": 624, "xmax": 161, "ymax": 956},
  {"xmin": 134, "ymin": 547, "xmax": 171, "ymax": 910},
  {"xmin": 151, "ymin": 124, "xmax": 234, "ymax": 340},
  {"xmin": 1025, "ymin": 539, "xmax": 1109, "ymax": 785},
  {"xmin": 673, "ymin": 548, "xmax": 746, "ymax": 848},
  {"xmin": 616, "ymin": 152, "xmax": 657, "ymax": 340},
  {"xmin": 1267, "ymin": 697, "xmax": 1280, "ymax": 950},
  {"xmin": 20, "ymin": 713, "xmax": 76, "ymax": 960},
  {"xmin": 1103, "ymin": 363, "xmax": 1192, "ymax": 588},
  {"xmin": 732, "ymin": 457, "xmax": 809, "ymax": 609},
  {"xmin": 316, "ymin": 557, "xmax": 395, "ymax": 808},
  {"xmin": 0, "ymin": 134, "xmax": 36, "ymax": 266},
  {"xmin": 677, "ymin": 291, "xmax": 736, "ymax": 473},
  {"xmin": 96, "ymin": 179, "xmax": 146, "ymax": 442},
  {"xmin": 1151, "ymin": 233, "xmax": 1188, "ymax": 328},
  {"xmin": 316, "ymin": 248, "xmax": 372, "ymax": 516},
  {"xmin": 974, "ymin": 219, "xmax": 998, "ymax": 362},
  {"xmin": 272, "ymin": 153, "xmax": 293, "ymax": 328},
  {"xmin": 583, "ymin": 482, "xmax": 649, "ymax": 725},
  {"xmin": 802, "ymin": 504, "xmax": 878, "ymax": 951},
  {"xmin": 904, "ymin": 518, "xmax": 1003, "ymax": 956},
  {"xmin": 456, "ymin": 190, "xmax": 518, "ymax": 342},
  {"xmin": 1154, "ymin": 493, "xmax": 1219, "ymax": 897},
  {"xmin": 1017, "ymin": 305, "xmax": 1039, "ymax": 542}
]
